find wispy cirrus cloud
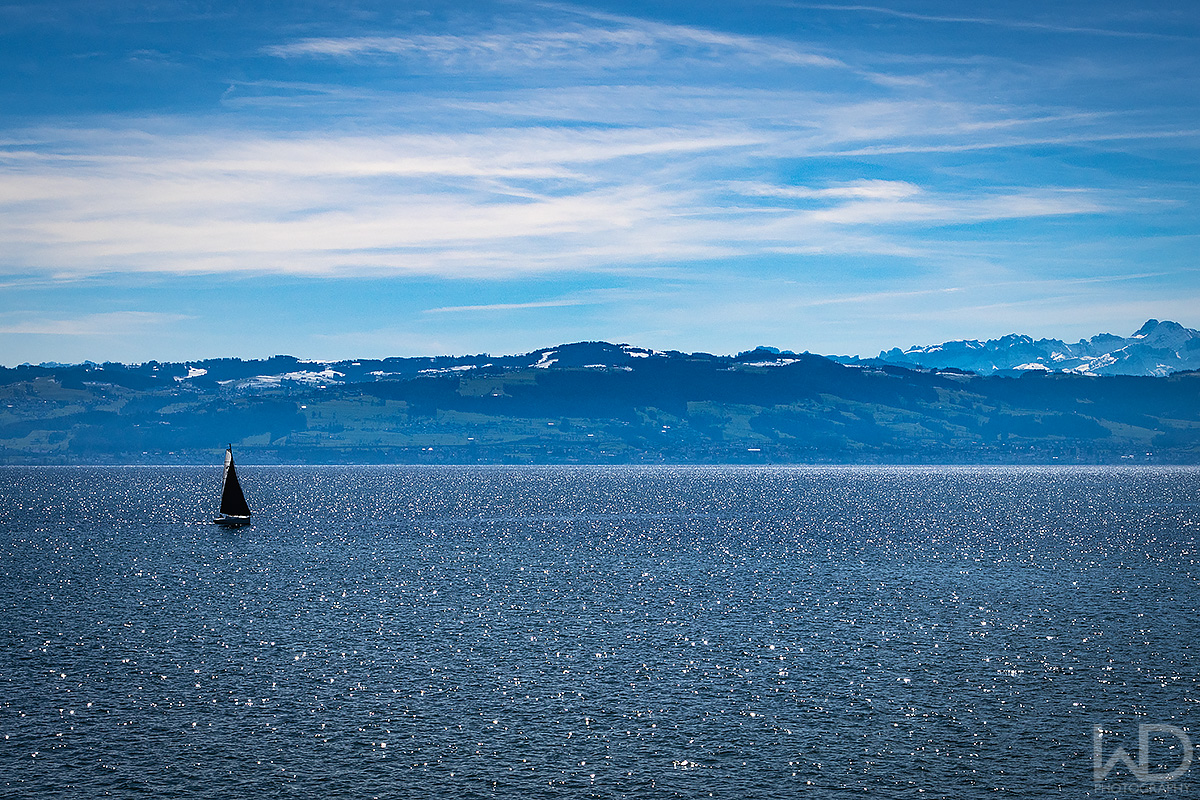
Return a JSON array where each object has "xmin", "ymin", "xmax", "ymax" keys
[
  {"xmin": 425, "ymin": 298, "xmax": 590, "ymax": 314},
  {"xmin": 0, "ymin": 310, "xmax": 191, "ymax": 336},
  {"xmin": 0, "ymin": 119, "xmax": 1117, "ymax": 281},
  {"xmin": 0, "ymin": 6, "xmax": 1168, "ymax": 285},
  {"xmin": 265, "ymin": 17, "xmax": 844, "ymax": 71},
  {"xmin": 789, "ymin": 3, "xmax": 1200, "ymax": 41},
  {"xmin": 734, "ymin": 180, "xmax": 922, "ymax": 201}
]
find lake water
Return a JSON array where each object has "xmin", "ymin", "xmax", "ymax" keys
[{"xmin": 1, "ymin": 466, "xmax": 1197, "ymax": 798}]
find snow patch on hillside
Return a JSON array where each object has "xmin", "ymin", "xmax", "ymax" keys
[{"xmin": 175, "ymin": 367, "xmax": 208, "ymax": 381}]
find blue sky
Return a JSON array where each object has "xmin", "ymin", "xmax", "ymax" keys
[{"xmin": 1, "ymin": 0, "xmax": 1198, "ymax": 364}]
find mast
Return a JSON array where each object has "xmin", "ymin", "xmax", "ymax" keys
[{"xmin": 219, "ymin": 445, "xmax": 252, "ymax": 518}]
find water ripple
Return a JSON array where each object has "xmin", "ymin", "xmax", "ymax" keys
[{"xmin": 1, "ymin": 466, "xmax": 1197, "ymax": 798}]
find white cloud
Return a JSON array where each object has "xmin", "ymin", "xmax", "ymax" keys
[
  {"xmin": 265, "ymin": 18, "xmax": 844, "ymax": 72},
  {"xmin": 0, "ymin": 311, "xmax": 191, "ymax": 336},
  {"xmin": 795, "ymin": 188, "xmax": 1106, "ymax": 226},
  {"xmin": 734, "ymin": 180, "xmax": 922, "ymax": 200},
  {"xmin": 0, "ymin": 6, "xmax": 1183, "ymax": 287},
  {"xmin": 0, "ymin": 118, "xmax": 1119, "ymax": 280},
  {"xmin": 425, "ymin": 298, "xmax": 590, "ymax": 314},
  {"xmin": 788, "ymin": 4, "xmax": 1199, "ymax": 41}
]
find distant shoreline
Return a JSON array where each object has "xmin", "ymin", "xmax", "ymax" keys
[{"xmin": 4, "ymin": 341, "xmax": 1198, "ymax": 466}]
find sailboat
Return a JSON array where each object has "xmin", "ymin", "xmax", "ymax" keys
[{"xmin": 213, "ymin": 445, "xmax": 252, "ymax": 526}]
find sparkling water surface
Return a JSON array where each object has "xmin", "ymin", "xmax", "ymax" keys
[{"xmin": 2, "ymin": 466, "xmax": 1198, "ymax": 798}]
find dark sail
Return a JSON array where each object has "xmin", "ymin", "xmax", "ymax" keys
[{"xmin": 219, "ymin": 447, "xmax": 251, "ymax": 518}]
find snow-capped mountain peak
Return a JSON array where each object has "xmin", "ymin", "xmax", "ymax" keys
[{"xmin": 876, "ymin": 320, "xmax": 1200, "ymax": 376}]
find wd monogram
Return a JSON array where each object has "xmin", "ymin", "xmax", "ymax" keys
[{"xmin": 1094, "ymin": 724, "xmax": 1193, "ymax": 785}]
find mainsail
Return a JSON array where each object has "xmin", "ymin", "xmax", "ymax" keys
[{"xmin": 219, "ymin": 446, "xmax": 252, "ymax": 518}]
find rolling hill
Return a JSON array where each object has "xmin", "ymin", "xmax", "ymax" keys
[{"xmin": 2, "ymin": 340, "xmax": 1198, "ymax": 464}]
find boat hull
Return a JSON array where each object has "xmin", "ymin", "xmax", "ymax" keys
[{"xmin": 212, "ymin": 515, "xmax": 252, "ymax": 527}]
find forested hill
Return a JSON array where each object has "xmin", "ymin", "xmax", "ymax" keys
[{"xmin": 1, "ymin": 341, "xmax": 1198, "ymax": 464}]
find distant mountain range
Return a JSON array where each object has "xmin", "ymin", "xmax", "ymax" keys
[
  {"xmin": 860, "ymin": 319, "xmax": 1200, "ymax": 376},
  {"xmin": 3, "ymin": 337, "xmax": 1198, "ymax": 465},
  {"xmin": 28, "ymin": 319, "xmax": 1197, "ymax": 381}
]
